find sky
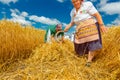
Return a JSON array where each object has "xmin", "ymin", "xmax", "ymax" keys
[{"xmin": 0, "ymin": 0, "xmax": 120, "ymax": 33}]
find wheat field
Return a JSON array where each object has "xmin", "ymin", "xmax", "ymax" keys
[
  {"xmin": 0, "ymin": 20, "xmax": 120, "ymax": 80},
  {"xmin": 0, "ymin": 20, "xmax": 45, "ymax": 66}
]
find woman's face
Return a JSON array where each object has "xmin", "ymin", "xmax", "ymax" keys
[
  {"xmin": 56, "ymin": 24, "xmax": 62, "ymax": 32},
  {"xmin": 72, "ymin": 0, "xmax": 81, "ymax": 10}
]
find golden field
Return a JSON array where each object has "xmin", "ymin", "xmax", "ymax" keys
[
  {"xmin": 0, "ymin": 20, "xmax": 45, "ymax": 64},
  {"xmin": 0, "ymin": 20, "xmax": 120, "ymax": 80}
]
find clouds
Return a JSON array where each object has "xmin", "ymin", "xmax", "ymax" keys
[
  {"xmin": 89, "ymin": 0, "xmax": 97, "ymax": 2},
  {"xmin": 84, "ymin": 0, "xmax": 120, "ymax": 26},
  {"xmin": 2, "ymin": 0, "xmax": 120, "ymax": 29},
  {"xmin": 98, "ymin": 1, "xmax": 120, "ymax": 25},
  {"xmin": 8, "ymin": 9, "xmax": 31, "ymax": 25},
  {"xmin": 99, "ymin": 2, "xmax": 120, "ymax": 15},
  {"xmin": 8, "ymin": 9, "xmax": 66, "ymax": 26},
  {"xmin": 57, "ymin": 0, "xmax": 64, "ymax": 3},
  {"xmin": 0, "ymin": 0, "xmax": 18, "ymax": 5},
  {"xmin": 29, "ymin": 15, "xmax": 67, "ymax": 26},
  {"xmin": 99, "ymin": 0, "xmax": 108, "ymax": 6},
  {"xmin": 29, "ymin": 15, "xmax": 61, "ymax": 25},
  {"xmin": 112, "ymin": 15, "xmax": 120, "ymax": 25}
]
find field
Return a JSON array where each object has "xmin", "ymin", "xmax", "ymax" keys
[{"xmin": 0, "ymin": 20, "xmax": 120, "ymax": 80}]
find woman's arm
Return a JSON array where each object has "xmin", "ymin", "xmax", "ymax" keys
[
  {"xmin": 64, "ymin": 21, "xmax": 74, "ymax": 32},
  {"xmin": 92, "ymin": 12, "xmax": 107, "ymax": 33}
]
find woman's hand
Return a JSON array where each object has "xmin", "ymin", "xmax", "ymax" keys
[
  {"xmin": 100, "ymin": 25, "xmax": 108, "ymax": 33},
  {"xmin": 64, "ymin": 22, "xmax": 74, "ymax": 32},
  {"xmin": 64, "ymin": 28, "xmax": 69, "ymax": 32}
]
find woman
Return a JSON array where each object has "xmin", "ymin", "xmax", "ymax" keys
[
  {"xmin": 44, "ymin": 24, "xmax": 64, "ymax": 43},
  {"xmin": 64, "ymin": 0, "xmax": 107, "ymax": 66}
]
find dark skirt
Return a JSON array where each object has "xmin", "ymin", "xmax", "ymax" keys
[{"xmin": 74, "ymin": 22, "xmax": 102, "ymax": 55}]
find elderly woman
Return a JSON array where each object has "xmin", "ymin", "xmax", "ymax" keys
[
  {"xmin": 64, "ymin": 0, "xmax": 107, "ymax": 66},
  {"xmin": 44, "ymin": 24, "xmax": 64, "ymax": 43}
]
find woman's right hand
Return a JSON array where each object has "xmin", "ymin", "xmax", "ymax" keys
[
  {"xmin": 64, "ymin": 22, "xmax": 74, "ymax": 32},
  {"xmin": 64, "ymin": 28, "xmax": 69, "ymax": 32}
]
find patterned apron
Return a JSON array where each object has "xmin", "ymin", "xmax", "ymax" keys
[{"xmin": 75, "ymin": 18, "xmax": 99, "ymax": 44}]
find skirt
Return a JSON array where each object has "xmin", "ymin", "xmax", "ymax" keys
[{"xmin": 74, "ymin": 22, "xmax": 102, "ymax": 55}]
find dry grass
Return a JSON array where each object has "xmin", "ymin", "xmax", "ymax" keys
[
  {"xmin": 0, "ymin": 20, "xmax": 120, "ymax": 80},
  {"xmin": 0, "ymin": 20, "xmax": 45, "ymax": 68}
]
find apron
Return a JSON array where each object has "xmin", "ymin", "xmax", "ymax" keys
[{"xmin": 74, "ymin": 18, "xmax": 99, "ymax": 44}]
